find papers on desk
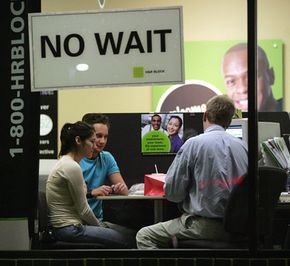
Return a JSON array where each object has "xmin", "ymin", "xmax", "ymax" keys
[
  {"xmin": 128, "ymin": 183, "xmax": 144, "ymax": 196},
  {"xmin": 261, "ymin": 137, "xmax": 290, "ymax": 170},
  {"xmin": 280, "ymin": 192, "xmax": 290, "ymax": 203},
  {"xmin": 129, "ymin": 190, "xmax": 144, "ymax": 196}
]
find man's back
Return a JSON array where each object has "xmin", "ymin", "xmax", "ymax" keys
[
  {"xmin": 137, "ymin": 95, "xmax": 249, "ymax": 249},
  {"xmin": 165, "ymin": 125, "xmax": 248, "ymax": 218}
]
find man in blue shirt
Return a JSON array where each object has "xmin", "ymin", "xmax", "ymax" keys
[
  {"xmin": 80, "ymin": 113, "xmax": 129, "ymax": 220},
  {"xmin": 79, "ymin": 113, "xmax": 136, "ymax": 248},
  {"xmin": 136, "ymin": 95, "xmax": 248, "ymax": 249}
]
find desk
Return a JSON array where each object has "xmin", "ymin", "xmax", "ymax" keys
[{"xmin": 97, "ymin": 195, "xmax": 165, "ymax": 223}]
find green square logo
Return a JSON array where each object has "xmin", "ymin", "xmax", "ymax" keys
[{"xmin": 133, "ymin": 67, "xmax": 144, "ymax": 78}]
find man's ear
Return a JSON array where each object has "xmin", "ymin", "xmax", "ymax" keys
[
  {"xmin": 203, "ymin": 112, "xmax": 207, "ymax": 122},
  {"xmin": 268, "ymin": 67, "xmax": 275, "ymax": 85}
]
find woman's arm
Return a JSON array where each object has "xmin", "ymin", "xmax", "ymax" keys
[{"xmin": 66, "ymin": 164, "xmax": 101, "ymax": 226}]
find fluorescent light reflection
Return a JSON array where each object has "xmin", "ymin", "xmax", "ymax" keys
[{"xmin": 76, "ymin": 63, "xmax": 89, "ymax": 71}]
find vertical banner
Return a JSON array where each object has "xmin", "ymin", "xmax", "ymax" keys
[{"xmin": 0, "ymin": 0, "xmax": 40, "ymax": 233}]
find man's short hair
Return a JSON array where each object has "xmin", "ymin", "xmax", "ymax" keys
[
  {"xmin": 82, "ymin": 113, "xmax": 110, "ymax": 129},
  {"xmin": 151, "ymin": 114, "xmax": 162, "ymax": 121},
  {"xmin": 206, "ymin": 95, "xmax": 235, "ymax": 128},
  {"xmin": 223, "ymin": 42, "xmax": 270, "ymax": 71}
]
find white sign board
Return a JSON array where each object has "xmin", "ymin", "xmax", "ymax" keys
[{"xmin": 28, "ymin": 7, "xmax": 184, "ymax": 91}]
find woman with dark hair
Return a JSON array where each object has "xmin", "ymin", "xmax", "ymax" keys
[
  {"xmin": 166, "ymin": 115, "xmax": 184, "ymax": 153},
  {"xmin": 46, "ymin": 121, "xmax": 135, "ymax": 248}
]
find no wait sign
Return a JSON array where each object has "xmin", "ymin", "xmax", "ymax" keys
[{"xmin": 28, "ymin": 6, "xmax": 184, "ymax": 91}]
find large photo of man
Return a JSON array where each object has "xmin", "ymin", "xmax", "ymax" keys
[
  {"xmin": 153, "ymin": 40, "xmax": 283, "ymax": 113},
  {"xmin": 222, "ymin": 43, "xmax": 282, "ymax": 112}
]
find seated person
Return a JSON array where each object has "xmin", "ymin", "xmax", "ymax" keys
[
  {"xmin": 136, "ymin": 95, "xmax": 248, "ymax": 249},
  {"xmin": 80, "ymin": 114, "xmax": 139, "ymax": 233},
  {"xmin": 46, "ymin": 121, "xmax": 136, "ymax": 248},
  {"xmin": 80, "ymin": 113, "xmax": 128, "ymax": 220}
]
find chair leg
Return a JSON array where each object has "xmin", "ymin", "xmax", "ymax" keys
[
  {"xmin": 283, "ymin": 224, "xmax": 290, "ymax": 249},
  {"xmin": 171, "ymin": 235, "xmax": 179, "ymax": 248}
]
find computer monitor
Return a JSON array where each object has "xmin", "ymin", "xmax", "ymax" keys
[
  {"xmin": 258, "ymin": 121, "xmax": 281, "ymax": 145},
  {"xmin": 226, "ymin": 118, "xmax": 248, "ymax": 143},
  {"xmin": 226, "ymin": 118, "xmax": 281, "ymax": 145},
  {"xmin": 226, "ymin": 125, "xmax": 243, "ymax": 139}
]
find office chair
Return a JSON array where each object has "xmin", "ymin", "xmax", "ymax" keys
[
  {"xmin": 283, "ymin": 224, "xmax": 290, "ymax": 249},
  {"xmin": 34, "ymin": 191, "xmax": 106, "ymax": 249},
  {"xmin": 172, "ymin": 166, "xmax": 287, "ymax": 249}
]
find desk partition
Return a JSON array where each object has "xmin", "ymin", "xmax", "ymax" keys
[
  {"xmin": 105, "ymin": 112, "xmax": 289, "ymax": 188},
  {"xmin": 98, "ymin": 195, "xmax": 165, "ymax": 223},
  {"xmin": 105, "ymin": 112, "xmax": 204, "ymax": 188}
]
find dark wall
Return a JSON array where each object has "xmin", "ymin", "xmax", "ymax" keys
[
  {"xmin": 105, "ymin": 112, "xmax": 290, "ymax": 188},
  {"xmin": 105, "ymin": 112, "xmax": 204, "ymax": 188}
]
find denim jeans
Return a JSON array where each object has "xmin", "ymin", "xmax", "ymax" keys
[{"xmin": 54, "ymin": 223, "xmax": 136, "ymax": 248}]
